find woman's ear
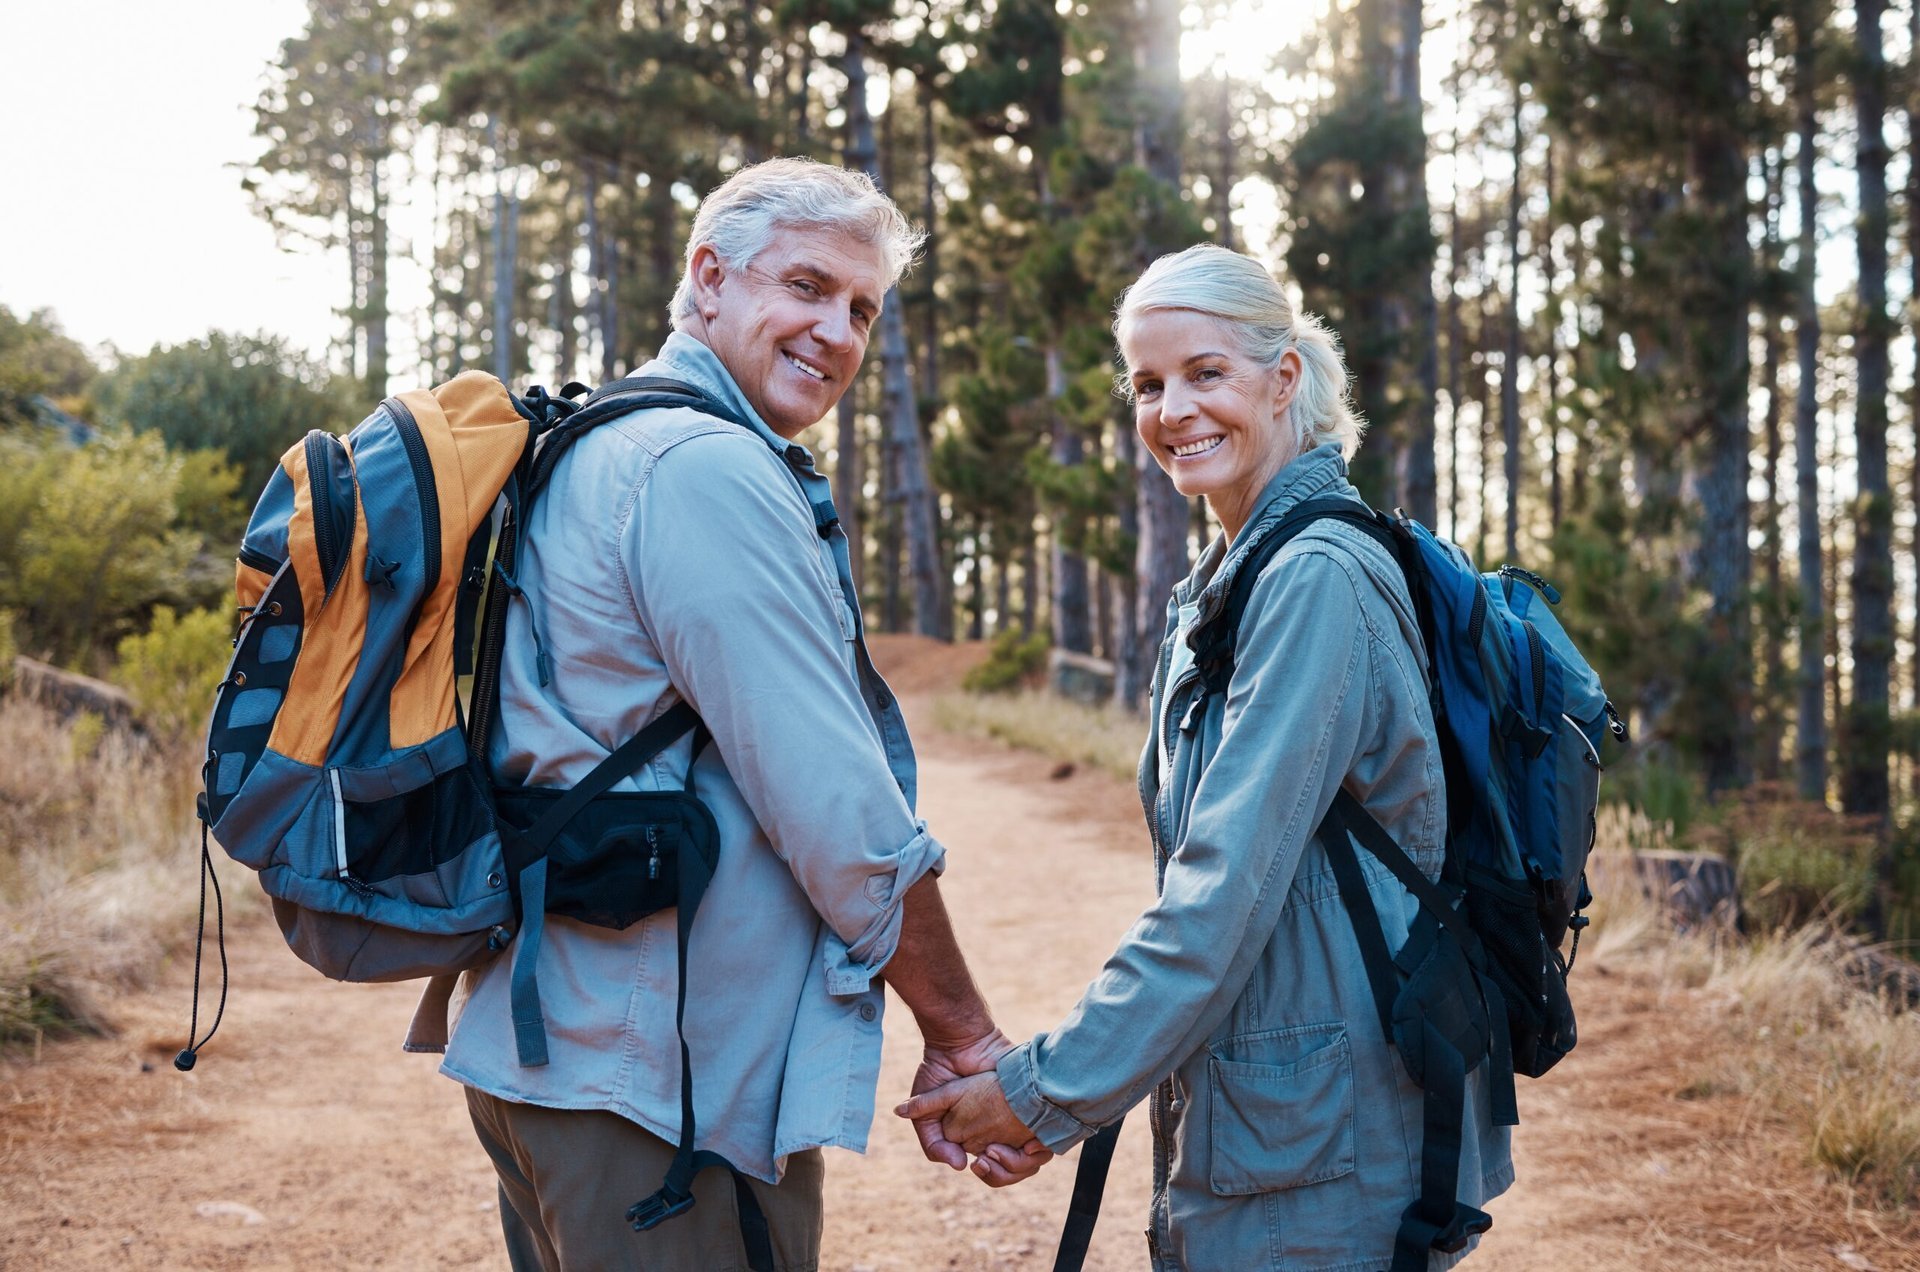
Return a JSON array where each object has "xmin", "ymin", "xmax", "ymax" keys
[{"xmin": 1270, "ymin": 348, "xmax": 1304, "ymax": 423}]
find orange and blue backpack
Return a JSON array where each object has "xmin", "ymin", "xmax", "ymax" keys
[{"xmin": 180, "ymin": 370, "xmax": 778, "ymax": 1267}]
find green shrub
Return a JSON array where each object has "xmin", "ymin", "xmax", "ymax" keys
[
  {"xmin": 962, "ymin": 628, "xmax": 1050, "ymax": 694},
  {"xmin": 1695, "ymin": 788, "xmax": 1881, "ymax": 932},
  {"xmin": 113, "ymin": 606, "xmax": 231, "ymax": 744},
  {"xmin": 0, "ymin": 608, "xmax": 14, "ymax": 691}
]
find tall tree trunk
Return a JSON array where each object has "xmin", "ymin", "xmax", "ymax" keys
[
  {"xmin": 1909, "ymin": 0, "xmax": 1920, "ymax": 713},
  {"xmin": 490, "ymin": 118, "xmax": 514, "ymax": 383},
  {"xmin": 1758, "ymin": 153, "xmax": 1787, "ymax": 783},
  {"xmin": 845, "ymin": 39, "xmax": 944, "ymax": 639},
  {"xmin": 1789, "ymin": 12, "xmax": 1820, "ymax": 807},
  {"xmin": 1213, "ymin": 77, "xmax": 1235, "ymax": 250},
  {"xmin": 1543, "ymin": 135, "xmax": 1561, "ymax": 534},
  {"xmin": 366, "ymin": 153, "xmax": 389, "ymax": 397},
  {"xmin": 919, "ymin": 78, "xmax": 940, "ymax": 401},
  {"xmin": 1112, "ymin": 418, "xmax": 1146, "ymax": 709},
  {"xmin": 1502, "ymin": 80, "xmax": 1523, "ymax": 562},
  {"xmin": 1049, "ymin": 350, "xmax": 1092, "ymax": 653},
  {"xmin": 1688, "ymin": 7, "xmax": 1754, "ymax": 796},
  {"xmin": 836, "ymin": 372, "xmax": 864, "ymax": 592},
  {"xmin": 1446, "ymin": 127, "xmax": 1463, "ymax": 539},
  {"xmin": 1844, "ymin": 0, "xmax": 1893, "ymax": 820},
  {"xmin": 1130, "ymin": 0, "xmax": 1191, "ymax": 699},
  {"xmin": 1396, "ymin": 0, "xmax": 1438, "ymax": 525}
]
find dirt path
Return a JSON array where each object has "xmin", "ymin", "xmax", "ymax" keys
[{"xmin": 3, "ymin": 648, "xmax": 1918, "ymax": 1270}]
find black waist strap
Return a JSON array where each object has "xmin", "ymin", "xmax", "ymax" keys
[{"xmin": 1051, "ymin": 1118, "xmax": 1124, "ymax": 1272}]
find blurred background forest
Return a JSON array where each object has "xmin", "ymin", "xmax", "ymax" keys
[{"xmin": 5, "ymin": 0, "xmax": 1920, "ymax": 951}]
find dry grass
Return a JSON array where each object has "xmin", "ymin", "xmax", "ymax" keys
[
  {"xmin": 932, "ymin": 689, "xmax": 1145, "ymax": 783},
  {"xmin": 0, "ymin": 695, "xmax": 213, "ymax": 1049},
  {"xmin": 1584, "ymin": 805, "xmax": 1920, "ymax": 1210}
]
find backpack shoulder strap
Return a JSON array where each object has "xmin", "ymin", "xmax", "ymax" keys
[
  {"xmin": 1193, "ymin": 497, "xmax": 1398, "ymax": 695},
  {"xmin": 524, "ymin": 376, "xmax": 751, "ymax": 503}
]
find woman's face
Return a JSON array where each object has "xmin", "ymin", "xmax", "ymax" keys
[{"xmin": 1121, "ymin": 308, "xmax": 1301, "ymax": 539}]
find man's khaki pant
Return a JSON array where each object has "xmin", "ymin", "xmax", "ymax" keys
[{"xmin": 466, "ymin": 1087, "xmax": 825, "ymax": 1272}]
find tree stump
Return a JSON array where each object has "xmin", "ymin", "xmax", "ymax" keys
[{"xmin": 1621, "ymin": 850, "xmax": 1741, "ymax": 930}]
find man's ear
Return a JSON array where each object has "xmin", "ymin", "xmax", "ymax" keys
[{"xmin": 690, "ymin": 244, "xmax": 727, "ymax": 317}]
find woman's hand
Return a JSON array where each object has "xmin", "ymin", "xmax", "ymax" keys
[{"xmin": 895, "ymin": 1072, "xmax": 1049, "ymax": 1185}]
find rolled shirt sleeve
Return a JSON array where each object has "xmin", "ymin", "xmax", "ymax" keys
[
  {"xmin": 624, "ymin": 429, "xmax": 946, "ymax": 989},
  {"xmin": 999, "ymin": 547, "xmax": 1374, "ymax": 1150}
]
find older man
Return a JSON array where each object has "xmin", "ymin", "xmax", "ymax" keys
[{"xmin": 440, "ymin": 158, "xmax": 1042, "ymax": 1271}]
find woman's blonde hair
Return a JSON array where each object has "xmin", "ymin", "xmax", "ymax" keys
[{"xmin": 1114, "ymin": 243, "xmax": 1366, "ymax": 457}]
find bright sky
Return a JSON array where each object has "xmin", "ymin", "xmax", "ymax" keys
[{"xmin": 0, "ymin": 0, "xmax": 340, "ymax": 364}]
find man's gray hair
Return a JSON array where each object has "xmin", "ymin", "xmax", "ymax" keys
[
  {"xmin": 669, "ymin": 157, "xmax": 926, "ymax": 330},
  {"xmin": 1114, "ymin": 243, "xmax": 1367, "ymax": 458}
]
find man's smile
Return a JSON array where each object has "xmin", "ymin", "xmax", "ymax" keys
[{"xmin": 784, "ymin": 351, "xmax": 829, "ymax": 381}]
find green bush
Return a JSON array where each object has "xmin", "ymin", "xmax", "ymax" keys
[
  {"xmin": 962, "ymin": 628, "xmax": 1051, "ymax": 694},
  {"xmin": 1696, "ymin": 789, "xmax": 1882, "ymax": 932},
  {"xmin": 113, "ymin": 606, "xmax": 231, "ymax": 744}
]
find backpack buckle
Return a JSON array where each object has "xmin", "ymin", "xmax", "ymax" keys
[{"xmin": 626, "ymin": 1186, "xmax": 695, "ymax": 1231}]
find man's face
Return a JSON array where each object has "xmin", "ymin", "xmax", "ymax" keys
[{"xmin": 689, "ymin": 226, "xmax": 886, "ymax": 439}]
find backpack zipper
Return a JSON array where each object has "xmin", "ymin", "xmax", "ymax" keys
[
  {"xmin": 305, "ymin": 433, "xmax": 341, "ymax": 595},
  {"xmin": 1523, "ymin": 620, "xmax": 1546, "ymax": 708},
  {"xmin": 385, "ymin": 398, "xmax": 442, "ymax": 597},
  {"xmin": 466, "ymin": 505, "xmax": 517, "ymax": 756},
  {"xmin": 646, "ymin": 825, "xmax": 662, "ymax": 880},
  {"xmin": 1467, "ymin": 584, "xmax": 1487, "ymax": 649},
  {"xmin": 328, "ymin": 768, "xmax": 350, "ymax": 880},
  {"xmin": 1497, "ymin": 564, "xmax": 1562, "ymax": 605}
]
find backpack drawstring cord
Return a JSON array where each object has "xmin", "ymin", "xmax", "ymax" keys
[{"xmin": 174, "ymin": 819, "xmax": 229, "ymax": 1071}]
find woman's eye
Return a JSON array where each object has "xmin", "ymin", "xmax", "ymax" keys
[
  {"xmin": 1137, "ymin": 381, "xmax": 1163, "ymax": 398},
  {"xmin": 1193, "ymin": 367, "xmax": 1222, "ymax": 382}
]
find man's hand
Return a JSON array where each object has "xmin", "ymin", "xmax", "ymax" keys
[
  {"xmin": 908, "ymin": 1032, "xmax": 1051, "ymax": 1184},
  {"xmin": 896, "ymin": 1070, "xmax": 1046, "ymax": 1187}
]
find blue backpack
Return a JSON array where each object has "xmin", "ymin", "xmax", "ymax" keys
[{"xmin": 1052, "ymin": 497, "xmax": 1627, "ymax": 1272}]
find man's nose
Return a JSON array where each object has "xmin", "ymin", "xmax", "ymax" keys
[{"xmin": 813, "ymin": 302, "xmax": 856, "ymax": 351}]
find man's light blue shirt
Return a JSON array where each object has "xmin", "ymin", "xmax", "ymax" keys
[{"xmin": 441, "ymin": 332, "xmax": 945, "ymax": 1182}]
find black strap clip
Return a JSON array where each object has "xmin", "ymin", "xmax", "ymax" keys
[{"xmin": 626, "ymin": 1186, "xmax": 696, "ymax": 1232}]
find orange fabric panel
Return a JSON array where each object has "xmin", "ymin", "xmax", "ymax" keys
[
  {"xmin": 267, "ymin": 440, "xmax": 372, "ymax": 766},
  {"xmin": 387, "ymin": 372, "xmax": 528, "ymax": 749},
  {"xmin": 235, "ymin": 561, "xmax": 274, "ymax": 611}
]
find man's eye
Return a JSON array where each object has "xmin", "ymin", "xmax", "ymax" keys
[
  {"xmin": 1193, "ymin": 367, "xmax": 1222, "ymax": 382},
  {"xmin": 791, "ymin": 279, "xmax": 821, "ymax": 296}
]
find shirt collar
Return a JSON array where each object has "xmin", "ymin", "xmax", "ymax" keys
[{"xmin": 639, "ymin": 331, "xmax": 796, "ymax": 458}]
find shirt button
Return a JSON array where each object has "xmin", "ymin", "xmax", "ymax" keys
[{"xmin": 857, "ymin": 1002, "xmax": 878, "ymax": 1022}]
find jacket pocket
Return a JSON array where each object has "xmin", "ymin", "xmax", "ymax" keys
[{"xmin": 1207, "ymin": 1024, "xmax": 1356, "ymax": 1196}]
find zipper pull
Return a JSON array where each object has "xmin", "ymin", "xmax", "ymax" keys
[
  {"xmin": 1497, "ymin": 564, "xmax": 1562, "ymax": 605},
  {"xmin": 645, "ymin": 826, "xmax": 662, "ymax": 881}
]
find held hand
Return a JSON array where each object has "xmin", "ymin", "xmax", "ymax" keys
[
  {"xmin": 909, "ymin": 1028, "xmax": 1016, "ymax": 1170},
  {"xmin": 895, "ymin": 1071, "xmax": 1047, "ymax": 1186}
]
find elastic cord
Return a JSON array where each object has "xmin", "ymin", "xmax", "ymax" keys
[{"xmin": 174, "ymin": 821, "xmax": 229, "ymax": 1071}]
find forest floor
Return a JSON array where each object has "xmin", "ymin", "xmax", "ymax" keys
[{"xmin": 2, "ymin": 635, "xmax": 1917, "ymax": 1271}]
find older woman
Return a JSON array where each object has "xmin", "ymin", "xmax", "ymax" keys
[{"xmin": 900, "ymin": 244, "xmax": 1513, "ymax": 1270}]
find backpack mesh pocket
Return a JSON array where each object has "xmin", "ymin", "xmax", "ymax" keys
[{"xmin": 1466, "ymin": 864, "xmax": 1576, "ymax": 1078}]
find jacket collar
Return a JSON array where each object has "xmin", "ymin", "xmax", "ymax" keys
[
  {"xmin": 642, "ymin": 331, "xmax": 796, "ymax": 459},
  {"xmin": 1179, "ymin": 443, "xmax": 1358, "ymax": 624}
]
